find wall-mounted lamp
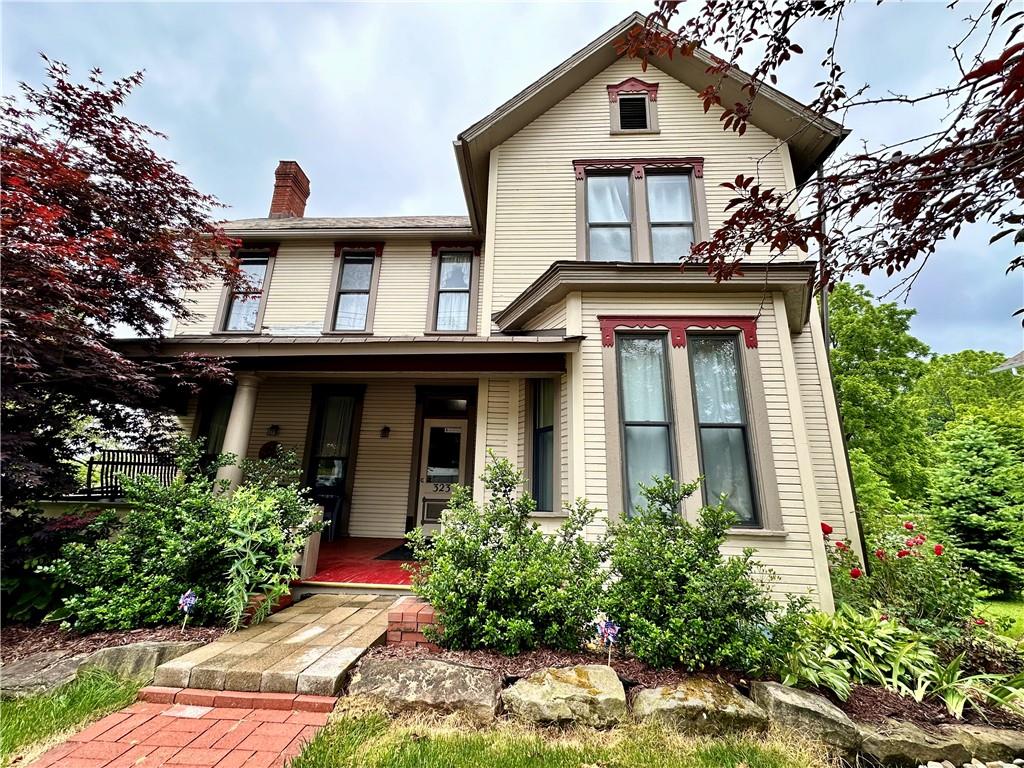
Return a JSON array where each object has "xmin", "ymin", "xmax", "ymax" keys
[
  {"xmin": 266, "ymin": 424, "xmax": 281, "ymax": 437},
  {"xmin": 379, "ymin": 426, "xmax": 391, "ymax": 439}
]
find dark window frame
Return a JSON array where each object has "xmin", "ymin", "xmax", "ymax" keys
[
  {"xmin": 527, "ymin": 377, "xmax": 559, "ymax": 513},
  {"xmin": 427, "ymin": 242, "xmax": 480, "ymax": 335},
  {"xmin": 686, "ymin": 331, "xmax": 762, "ymax": 528},
  {"xmin": 615, "ymin": 331, "xmax": 678, "ymax": 516},
  {"xmin": 324, "ymin": 241, "xmax": 383, "ymax": 334},
  {"xmin": 215, "ymin": 244, "xmax": 278, "ymax": 334}
]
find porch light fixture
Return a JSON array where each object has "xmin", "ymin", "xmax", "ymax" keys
[
  {"xmin": 266, "ymin": 424, "xmax": 281, "ymax": 437},
  {"xmin": 379, "ymin": 426, "xmax": 391, "ymax": 439}
]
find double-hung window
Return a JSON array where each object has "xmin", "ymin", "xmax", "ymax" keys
[
  {"xmin": 647, "ymin": 174, "xmax": 696, "ymax": 263},
  {"xmin": 617, "ymin": 334, "xmax": 674, "ymax": 515},
  {"xmin": 531, "ymin": 379, "xmax": 556, "ymax": 512},
  {"xmin": 332, "ymin": 250, "xmax": 375, "ymax": 331},
  {"xmin": 222, "ymin": 250, "xmax": 273, "ymax": 332},
  {"xmin": 586, "ymin": 175, "xmax": 633, "ymax": 262},
  {"xmin": 433, "ymin": 250, "xmax": 474, "ymax": 332},
  {"xmin": 689, "ymin": 334, "xmax": 758, "ymax": 525}
]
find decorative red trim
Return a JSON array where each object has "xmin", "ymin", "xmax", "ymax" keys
[
  {"xmin": 232, "ymin": 241, "xmax": 280, "ymax": 259},
  {"xmin": 599, "ymin": 316, "xmax": 759, "ymax": 349},
  {"xmin": 431, "ymin": 240, "xmax": 481, "ymax": 258},
  {"xmin": 607, "ymin": 77, "xmax": 659, "ymax": 102},
  {"xmin": 573, "ymin": 157, "xmax": 704, "ymax": 181},
  {"xmin": 334, "ymin": 241, "xmax": 385, "ymax": 259}
]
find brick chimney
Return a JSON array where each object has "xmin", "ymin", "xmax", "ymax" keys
[{"xmin": 268, "ymin": 160, "xmax": 310, "ymax": 218}]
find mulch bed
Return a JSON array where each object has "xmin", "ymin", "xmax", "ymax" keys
[
  {"xmin": 366, "ymin": 645, "xmax": 1024, "ymax": 732},
  {"xmin": 834, "ymin": 683, "xmax": 1024, "ymax": 731},
  {"xmin": 0, "ymin": 623, "xmax": 226, "ymax": 664}
]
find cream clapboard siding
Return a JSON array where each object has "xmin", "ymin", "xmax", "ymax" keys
[
  {"xmin": 523, "ymin": 302, "xmax": 567, "ymax": 332},
  {"xmin": 792, "ymin": 326, "xmax": 848, "ymax": 540},
  {"xmin": 348, "ymin": 380, "xmax": 417, "ymax": 538},
  {"xmin": 577, "ymin": 291, "xmax": 828, "ymax": 606},
  {"xmin": 244, "ymin": 379, "xmax": 313, "ymax": 462},
  {"xmin": 172, "ymin": 239, "xmax": 481, "ymax": 337},
  {"xmin": 490, "ymin": 56, "xmax": 794, "ymax": 320}
]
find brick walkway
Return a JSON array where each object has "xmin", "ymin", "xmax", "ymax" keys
[{"xmin": 29, "ymin": 691, "xmax": 336, "ymax": 768}]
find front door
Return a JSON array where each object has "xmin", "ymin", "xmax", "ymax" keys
[
  {"xmin": 417, "ymin": 418, "xmax": 467, "ymax": 534},
  {"xmin": 305, "ymin": 386, "xmax": 363, "ymax": 542}
]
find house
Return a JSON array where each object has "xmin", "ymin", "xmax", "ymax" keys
[{"xmin": 139, "ymin": 13, "xmax": 862, "ymax": 604}]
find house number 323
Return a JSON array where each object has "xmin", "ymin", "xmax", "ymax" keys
[{"xmin": 432, "ymin": 483, "xmax": 452, "ymax": 493}]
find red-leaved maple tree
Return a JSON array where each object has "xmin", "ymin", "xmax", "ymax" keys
[
  {"xmin": 621, "ymin": 1, "xmax": 1023, "ymax": 307},
  {"xmin": 1, "ymin": 58, "xmax": 239, "ymax": 505}
]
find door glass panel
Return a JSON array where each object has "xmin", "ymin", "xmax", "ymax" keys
[
  {"xmin": 426, "ymin": 427, "xmax": 461, "ymax": 483},
  {"xmin": 691, "ymin": 336, "xmax": 743, "ymax": 423},
  {"xmin": 317, "ymin": 395, "xmax": 355, "ymax": 456},
  {"xmin": 534, "ymin": 429, "xmax": 554, "ymax": 511},
  {"xmin": 314, "ymin": 458, "xmax": 346, "ymax": 491},
  {"xmin": 535, "ymin": 379, "xmax": 555, "ymax": 428},
  {"xmin": 700, "ymin": 427, "xmax": 755, "ymax": 524}
]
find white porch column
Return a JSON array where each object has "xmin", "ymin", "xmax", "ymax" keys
[{"xmin": 215, "ymin": 373, "xmax": 261, "ymax": 489}]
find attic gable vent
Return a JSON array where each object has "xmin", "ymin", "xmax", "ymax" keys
[{"xmin": 618, "ymin": 96, "xmax": 648, "ymax": 130}]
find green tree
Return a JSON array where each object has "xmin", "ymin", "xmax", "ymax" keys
[
  {"xmin": 909, "ymin": 350, "xmax": 1024, "ymax": 434},
  {"xmin": 828, "ymin": 284, "xmax": 931, "ymax": 514},
  {"xmin": 930, "ymin": 412, "xmax": 1024, "ymax": 597}
]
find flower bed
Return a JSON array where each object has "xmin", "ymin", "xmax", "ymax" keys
[{"xmin": 0, "ymin": 623, "xmax": 225, "ymax": 664}]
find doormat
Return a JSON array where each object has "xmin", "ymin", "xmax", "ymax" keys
[{"xmin": 375, "ymin": 543, "xmax": 416, "ymax": 561}]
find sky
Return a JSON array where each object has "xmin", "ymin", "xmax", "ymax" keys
[{"xmin": 2, "ymin": 1, "xmax": 1022, "ymax": 357}]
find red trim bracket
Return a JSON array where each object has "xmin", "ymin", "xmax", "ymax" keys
[
  {"xmin": 599, "ymin": 316, "xmax": 759, "ymax": 349},
  {"xmin": 334, "ymin": 241, "xmax": 385, "ymax": 259},
  {"xmin": 573, "ymin": 157, "xmax": 704, "ymax": 181},
  {"xmin": 607, "ymin": 77, "xmax": 659, "ymax": 102}
]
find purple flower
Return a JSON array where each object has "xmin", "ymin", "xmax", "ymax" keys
[{"xmin": 178, "ymin": 589, "xmax": 197, "ymax": 616}]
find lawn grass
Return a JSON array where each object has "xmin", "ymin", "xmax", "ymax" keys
[
  {"xmin": 0, "ymin": 669, "xmax": 141, "ymax": 767},
  {"xmin": 979, "ymin": 597, "xmax": 1024, "ymax": 639},
  {"xmin": 290, "ymin": 711, "xmax": 836, "ymax": 768}
]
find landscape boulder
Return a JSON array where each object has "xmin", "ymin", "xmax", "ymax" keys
[
  {"xmin": 750, "ymin": 681, "xmax": 861, "ymax": 752},
  {"xmin": 949, "ymin": 724, "xmax": 1024, "ymax": 762},
  {"xmin": 633, "ymin": 678, "xmax": 768, "ymax": 735},
  {"xmin": 0, "ymin": 651, "xmax": 87, "ymax": 699},
  {"xmin": 859, "ymin": 720, "xmax": 971, "ymax": 766},
  {"xmin": 347, "ymin": 657, "xmax": 501, "ymax": 721},
  {"xmin": 502, "ymin": 665, "xmax": 627, "ymax": 728},
  {"xmin": 79, "ymin": 641, "xmax": 205, "ymax": 682}
]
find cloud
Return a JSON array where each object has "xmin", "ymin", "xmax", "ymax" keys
[{"xmin": 2, "ymin": 1, "xmax": 1018, "ymax": 354}]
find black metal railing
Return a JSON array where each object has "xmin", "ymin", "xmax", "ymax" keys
[{"xmin": 82, "ymin": 447, "xmax": 179, "ymax": 499}]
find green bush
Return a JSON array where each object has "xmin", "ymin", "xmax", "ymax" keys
[
  {"xmin": 0, "ymin": 507, "xmax": 115, "ymax": 622},
  {"xmin": 825, "ymin": 519, "xmax": 978, "ymax": 635},
  {"xmin": 407, "ymin": 453, "xmax": 604, "ymax": 655},
  {"xmin": 602, "ymin": 476, "xmax": 796, "ymax": 671},
  {"xmin": 45, "ymin": 440, "xmax": 320, "ymax": 632}
]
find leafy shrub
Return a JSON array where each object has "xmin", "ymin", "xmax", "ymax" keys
[
  {"xmin": 0, "ymin": 507, "xmax": 115, "ymax": 622},
  {"xmin": 825, "ymin": 519, "xmax": 977, "ymax": 635},
  {"xmin": 407, "ymin": 453, "xmax": 604, "ymax": 655},
  {"xmin": 602, "ymin": 476, "xmax": 795, "ymax": 671},
  {"xmin": 45, "ymin": 440, "xmax": 320, "ymax": 632},
  {"xmin": 930, "ymin": 413, "xmax": 1024, "ymax": 597}
]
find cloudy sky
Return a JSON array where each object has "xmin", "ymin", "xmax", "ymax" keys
[{"xmin": 3, "ymin": 1, "xmax": 1021, "ymax": 356}]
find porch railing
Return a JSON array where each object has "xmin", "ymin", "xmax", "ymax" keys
[{"xmin": 82, "ymin": 447, "xmax": 179, "ymax": 499}]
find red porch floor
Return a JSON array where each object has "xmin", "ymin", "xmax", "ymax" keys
[{"xmin": 302, "ymin": 537, "xmax": 413, "ymax": 586}]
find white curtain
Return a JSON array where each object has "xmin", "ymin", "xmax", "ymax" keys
[
  {"xmin": 619, "ymin": 336, "xmax": 667, "ymax": 421},
  {"xmin": 587, "ymin": 176, "xmax": 631, "ymax": 223},
  {"xmin": 691, "ymin": 336, "xmax": 742, "ymax": 423}
]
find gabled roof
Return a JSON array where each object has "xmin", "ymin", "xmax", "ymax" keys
[{"xmin": 454, "ymin": 11, "xmax": 848, "ymax": 231}]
